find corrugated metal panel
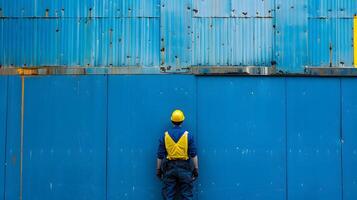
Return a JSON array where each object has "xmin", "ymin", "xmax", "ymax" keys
[
  {"xmin": 0, "ymin": 0, "xmax": 160, "ymax": 17},
  {"xmin": 192, "ymin": 0, "xmax": 274, "ymax": 17},
  {"xmin": 0, "ymin": 1, "xmax": 356, "ymax": 73},
  {"xmin": 192, "ymin": 18, "xmax": 273, "ymax": 66},
  {"xmin": 193, "ymin": 0, "xmax": 231, "ymax": 17},
  {"xmin": 308, "ymin": 0, "xmax": 357, "ymax": 18},
  {"xmin": 231, "ymin": 0, "xmax": 274, "ymax": 17},
  {"xmin": 275, "ymin": 0, "xmax": 308, "ymax": 72},
  {"xmin": 308, "ymin": 18, "xmax": 353, "ymax": 67},
  {"xmin": 0, "ymin": 18, "xmax": 160, "ymax": 67},
  {"xmin": 160, "ymin": 0, "xmax": 192, "ymax": 67}
]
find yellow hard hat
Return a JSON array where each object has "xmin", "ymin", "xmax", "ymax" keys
[{"xmin": 171, "ymin": 110, "xmax": 185, "ymax": 122}]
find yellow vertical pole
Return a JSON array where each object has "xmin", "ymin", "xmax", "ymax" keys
[{"xmin": 354, "ymin": 15, "xmax": 357, "ymax": 68}]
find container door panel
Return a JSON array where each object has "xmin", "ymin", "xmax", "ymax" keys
[
  {"xmin": 342, "ymin": 79, "xmax": 357, "ymax": 200},
  {"xmin": 107, "ymin": 75, "xmax": 197, "ymax": 200},
  {"xmin": 22, "ymin": 76, "xmax": 107, "ymax": 200},
  {"xmin": 4, "ymin": 76, "xmax": 22, "ymax": 200},
  {"xmin": 0, "ymin": 76, "xmax": 7, "ymax": 200},
  {"xmin": 196, "ymin": 77, "xmax": 286, "ymax": 200},
  {"xmin": 286, "ymin": 78, "xmax": 342, "ymax": 200}
]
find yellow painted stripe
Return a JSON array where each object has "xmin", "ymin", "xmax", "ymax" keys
[{"xmin": 354, "ymin": 15, "xmax": 357, "ymax": 68}]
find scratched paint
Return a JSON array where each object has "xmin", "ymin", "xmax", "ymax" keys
[{"xmin": 0, "ymin": 0, "xmax": 356, "ymax": 73}]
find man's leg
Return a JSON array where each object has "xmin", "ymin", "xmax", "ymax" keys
[
  {"xmin": 162, "ymin": 167, "xmax": 177, "ymax": 200},
  {"xmin": 177, "ymin": 164, "xmax": 194, "ymax": 200}
]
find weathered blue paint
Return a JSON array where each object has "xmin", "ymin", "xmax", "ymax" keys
[
  {"xmin": 22, "ymin": 76, "xmax": 107, "ymax": 200},
  {"xmin": 160, "ymin": 0, "xmax": 192, "ymax": 68},
  {"xmin": 107, "ymin": 75, "xmax": 197, "ymax": 199},
  {"xmin": 0, "ymin": 75, "xmax": 356, "ymax": 199},
  {"xmin": 196, "ymin": 77, "xmax": 286, "ymax": 200},
  {"xmin": 3, "ymin": 76, "xmax": 21, "ymax": 200},
  {"xmin": 286, "ymin": 78, "xmax": 342, "ymax": 200},
  {"xmin": 0, "ymin": 1, "xmax": 355, "ymax": 73},
  {"xmin": 0, "ymin": 76, "xmax": 7, "ymax": 200},
  {"xmin": 342, "ymin": 79, "xmax": 357, "ymax": 200}
]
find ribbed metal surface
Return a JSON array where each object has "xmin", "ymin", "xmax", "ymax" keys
[
  {"xmin": 0, "ymin": 0, "xmax": 160, "ymax": 17},
  {"xmin": 308, "ymin": 0, "xmax": 357, "ymax": 18},
  {"xmin": 0, "ymin": 18, "xmax": 160, "ymax": 67},
  {"xmin": 308, "ymin": 18, "xmax": 353, "ymax": 67},
  {"xmin": 192, "ymin": 18, "xmax": 273, "ymax": 66},
  {"xmin": 0, "ymin": 0, "xmax": 356, "ymax": 73},
  {"xmin": 160, "ymin": 0, "xmax": 192, "ymax": 67},
  {"xmin": 193, "ymin": 0, "xmax": 274, "ymax": 17}
]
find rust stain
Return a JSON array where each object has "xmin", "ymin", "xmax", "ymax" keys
[{"xmin": 17, "ymin": 68, "xmax": 38, "ymax": 76}]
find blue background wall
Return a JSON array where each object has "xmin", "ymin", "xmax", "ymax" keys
[
  {"xmin": 0, "ymin": 0, "xmax": 356, "ymax": 72},
  {"xmin": 0, "ymin": 75, "xmax": 357, "ymax": 200}
]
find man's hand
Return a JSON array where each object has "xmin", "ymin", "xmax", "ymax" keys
[
  {"xmin": 156, "ymin": 169, "xmax": 163, "ymax": 179},
  {"xmin": 192, "ymin": 168, "xmax": 199, "ymax": 180}
]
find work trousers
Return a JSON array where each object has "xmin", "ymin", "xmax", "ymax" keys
[{"xmin": 162, "ymin": 159, "xmax": 194, "ymax": 200}]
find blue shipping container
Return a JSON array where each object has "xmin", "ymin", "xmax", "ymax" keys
[{"xmin": 0, "ymin": 75, "xmax": 357, "ymax": 200}]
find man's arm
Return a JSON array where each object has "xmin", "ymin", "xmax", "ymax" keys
[
  {"xmin": 156, "ymin": 158, "xmax": 162, "ymax": 170},
  {"xmin": 191, "ymin": 155, "xmax": 198, "ymax": 169},
  {"xmin": 156, "ymin": 136, "xmax": 165, "ymax": 179}
]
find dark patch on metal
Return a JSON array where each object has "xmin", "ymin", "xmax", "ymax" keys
[
  {"xmin": 89, "ymin": 8, "xmax": 92, "ymax": 18},
  {"xmin": 45, "ymin": 9, "xmax": 49, "ymax": 17}
]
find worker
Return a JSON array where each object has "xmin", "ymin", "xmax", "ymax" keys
[{"xmin": 156, "ymin": 109, "xmax": 199, "ymax": 200}]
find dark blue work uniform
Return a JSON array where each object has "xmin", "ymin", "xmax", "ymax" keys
[{"xmin": 157, "ymin": 125, "xmax": 197, "ymax": 200}]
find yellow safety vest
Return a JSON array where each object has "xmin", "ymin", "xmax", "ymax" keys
[{"xmin": 164, "ymin": 131, "xmax": 189, "ymax": 160}]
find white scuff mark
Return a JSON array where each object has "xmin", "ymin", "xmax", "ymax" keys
[
  {"xmin": 49, "ymin": 182, "xmax": 53, "ymax": 191},
  {"xmin": 250, "ymin": 91, "xmax": 254, "ymax": 95},
  {"xmin": 132, "ymin": 186, "xmax": 135, "ymax": 191}
]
